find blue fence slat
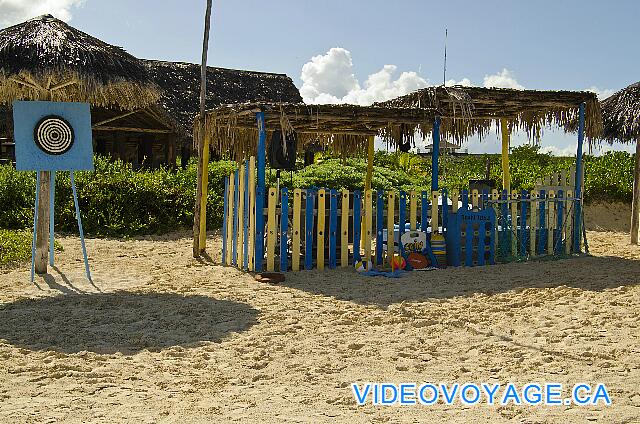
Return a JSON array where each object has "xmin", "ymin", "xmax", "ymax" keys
[
  {"xmin": 500, "ymin": 190, "xmax": 509, "ymax": 257},
  {"xmin": 280, "ymin": 188, "xmax": 289, "ymax": 272},
  {"xmin": 243, "ymin": 160, "xmax": 249, "ymax": 270},
  {"xmin": 255, "ymin": 186, "xmax": 265, "ymax": 272},
  {"xmin": 221, "ymin": 176, "xmax": 229, "ymax": 264},
  {"xmin": 329, "ymin": 189, "xmax": 338, "ymax": 269},
  {"xmin": 376, "ymin": 190, "xmax": 384, "ymax": 265},
  {"xmin": 538, "ymin": 190, "xmax": 546, "ymax": 255},
  {"xmin": 305, "ymin": 190, "xmax": 315, "ymax": 270},
  {"xmin": 421, "ymin": 191, "xmax": 429, "ymax": 232},
  {"xmin": 462, "ymin": 190, "xmax": 469, "ymax": 210},
  {"xmin": 353, "ymin": 191, "xmax": 362, "ymax": 263},
  {"xmin": 481, "ymin": 189, "xmax": 489, "ymax": 211},
  {"xmin": 232, "ymin": 170, "xmax": 239, "ymax": 266}
]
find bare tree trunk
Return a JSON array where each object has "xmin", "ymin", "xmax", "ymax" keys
[
  {"xmin": 193, "ymin": 0, "xmax": 213, "ymax": 257},
  {"xmin": 631, "ymin": 138, "xmax": 640, "ymax": 244}
]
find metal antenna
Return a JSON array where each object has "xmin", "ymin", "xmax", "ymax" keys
[{"xmin": 443, "ymin": 28, "xmax": 448, "ymax": 86}]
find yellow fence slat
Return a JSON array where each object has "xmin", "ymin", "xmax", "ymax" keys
[
  {"xmin": 431, "ymin": 191, "xmax": 439, "ymax": 234},
  {"xmin": 237, "ymin": 163, "xmax": 246, "ymax": 268},
  {"xmin": 471, "ymin": 189, "xmax": 479, "ymax": 209},
  {"xmin": 566, "ymin": 190, "xmax": 573, "ymax": 255},
  {"xmin": 247, "ymin": 157, "xmax": 256, "ymax": 271},
  {"xmin": 266, "ymin": 187, "xmax": 277, "ymax": 271},
  {"xmin": 317, "ymin": 189, "xmax": 326, "ymax": 270},
  {"xmin": 409, "ymin": 191, "xmax": 417, "ymax": 231},
  {"xmin": 451, "ymin": 190, "xmax": 460, "ymax": 213},
  {"xmin": 530, "ymin": 190, "xmax": 538, "ymax": 257},
  {"xmin": 387, "ymin": 192, "xmax": 395, "ymax": 267},
  {"xmin": 547, "ymin": 190, "xmax": 556, "ymax": 255},
  {"xmin": 292, "ymin": 189, "xmax": 302, "ymax": 271},
  {"xmin": 341, "ymin": 190, "xmax": 349, "ymax": 267},
  {"xmin": 226, "ymin": 172, "xmax": 235, "ymax": 266},
  {"xmin": 364, "ymin": 189, "xmax": 373, "ymax": 262}
]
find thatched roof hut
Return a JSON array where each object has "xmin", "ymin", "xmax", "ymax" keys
[
  {"xmin": 376, "ymin": 85, "xmax": 602, "ymax": 143},
  {"xmin": 0, "ymin": 14, "xmax": 159, "ymax": 110},
  {"xmin": 601, "ymin": 81, "xmax": 640, "ymax": 143},
  {"xmin": 146, "ymin": 60, "xmax": 302, "ymax": 136},
  {"xmin": 201, "ymin": 102, "xmax": 437, "ymax": 160}
]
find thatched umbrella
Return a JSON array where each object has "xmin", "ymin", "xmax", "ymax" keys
[
  {"xmin": 0, "ymin": 14, "xmax": 159, "ymax": 109},
  {"xmin": 0, "ymin": 14, "xmax": 160, "ymax": 274},
  {"xmin": 601, "ymin": 82, "xmax": 640, "ymax": 244}
]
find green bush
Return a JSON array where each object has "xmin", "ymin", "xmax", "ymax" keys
[
  {"xmin": 0, "ymin": 229, "xmax": 62, "ymax": 268},
  {"xmin": 0, "ymin": 156, "xmax": 235, "ymax": 237}
]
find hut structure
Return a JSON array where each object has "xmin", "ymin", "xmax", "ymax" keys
[
  {"xmin": 0, "ymin": 15, "xmax": 302, "ymax": 168},
  {"xmin": 600, "ymin": 81, "xmax": 640, "ymax": 244},
  {"xmin": 0, "ymin": 13, "xmax": 162, "ymax": 275},
  {"xmin": 194, "ymin": 87, "xmax": 602, "ymax": 272}
]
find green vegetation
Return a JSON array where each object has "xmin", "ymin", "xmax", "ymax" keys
[
  {"xmin": 0, "ymin": 229, "xmax": 62, "ymax": 268},
  {"xmin": 0, "ymin": 148, "xmax": 634, "ymax": 237}
]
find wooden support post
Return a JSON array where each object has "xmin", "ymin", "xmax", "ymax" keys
[
  {"xmin": 631, "ymin": 139, "xmax": 640, "ymax": 244},
  {"xmin": 254, "ymin": 112, "xmax": 266, "ymax": 272},
  {"xmin": 432, "ymin": 117, "xmax": 441, "ymax": 192},
  {"xmin": 501, "ymin": 118, "xmax": 511, "ymax": 194},
  {"xmin": 35, "ymin": 171, "xmax": 50, "ymax": 274},
  {"xmin": 365, "ymin": 135, "xmax": 374, "ymax": 191},
  {"xmin": 573, "ymin": 103, "xmax": 585, "ymax": 252}
]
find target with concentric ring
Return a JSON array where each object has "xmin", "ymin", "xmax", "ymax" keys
[{"xmin": 33, "ymin": 115, "xmax": 75, "ymax": 155}]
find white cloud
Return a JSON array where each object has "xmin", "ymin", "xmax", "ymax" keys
[
  {"xmin": 300, "ymin": 47, "xmax": 428, "ymax": 105},
  {"xmin": 0, "ymin": 0, "xmax": 85, "ymax": 27},
  {"xmin": 445, "ymin": 77, "xmax": 472, "ymax": 87},
  {"xmin": 483, "ymin": 68, "xmax": 524, "ymax": 90},
  {"xmin": 585, "ymin": 86, "xmax": 615, "ymax": 100}
]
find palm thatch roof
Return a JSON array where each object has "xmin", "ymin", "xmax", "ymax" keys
[
  {"xmin": 600, "ymin": 82, "xmax": 640, "ymax": 143},
  {"xmin": 376, "ymin": 85, "xmax": 602, "ymax": 143},
  {"xmin": 0, "ymin": 14, "xmax": 159, "ymax": 110},
  {"xmin": 200, "ymin": 102, "xmax": 437, "ymax": 160},
  {"xmin": 146, "ymin": 60, "xmax": 302, "ymax": 136}
]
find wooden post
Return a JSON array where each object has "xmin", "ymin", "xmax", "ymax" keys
[
  {"xmin": 365, "ymin": 135, "xmax": 374, "ymax": 191},
  {"xmin": 573, "ymin": 103, "xmax": 585, "ymax": 252},
  {"xmin": 631, "ymin": 139, "xmax": 640, "ymax": 244},
  {"xmin": 432, "ymin": 117, "xmax": 441, "ymax": 192},
  {"xmin": 34, "ymin": 171, "xmax": 50, "ymax": 274},
  {"xmin": 192, "ymin": 0, "xmax": 213, "ymax": 257},
  {"xmin": 500, "ymin": 118, "xmax": 510, "ymax": 194}
]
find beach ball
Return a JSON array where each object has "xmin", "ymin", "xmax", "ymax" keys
[
  {"xmin": 391, "ymin": 255, "xmax": 406, "ymax": 270},
  {"xmin": 354, "ymin": 260, "xmax": 372, "ymax": 272}
]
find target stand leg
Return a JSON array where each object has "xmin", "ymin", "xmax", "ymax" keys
[
  {"xmin": 30, "ymin": 173, "xmax": 41, "ymax": 283},
  {"xmin": 49, "ymin": 171, "xmax": 55, "ymax": 267},
  {"xmin": 70, "ymin": 172, "xmax": 91, "ymax": 281}
]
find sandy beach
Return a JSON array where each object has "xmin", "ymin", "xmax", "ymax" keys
[{"xmin": 0, "ymin": 204, "xmax": 638, "ymax": 423}]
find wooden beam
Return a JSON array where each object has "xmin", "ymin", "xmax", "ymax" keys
[
  {"xmin": 49, "ymin": 79, "xmax": 79, "ymax": 91},
  {"xmin": 92, "ymin": 126, "xmax": 172, "ymax": 134},
  {"xmin": 35, "ymin": 171, "xmax": 50, "ymax": 274},
  {"xmin": 93, "ymin": 110, "xmax": 141, "ymax": 127}
]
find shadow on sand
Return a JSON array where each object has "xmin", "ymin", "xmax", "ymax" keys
[
  {"xmin": 277, "ymin": 255, "xmax": 640, "ymax": 309},
  {"xmin": 0, "ymin": 291, "xmax": 259, "ymax": 354}
]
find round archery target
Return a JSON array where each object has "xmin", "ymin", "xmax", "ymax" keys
[{"xmin": 33, "ymin": 115, "xmax": 75, "ymax": 155}]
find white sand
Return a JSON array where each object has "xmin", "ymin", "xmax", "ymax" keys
[{"xmin": 0, "ymin": 204, "xmax": 638, "ymax": 423}]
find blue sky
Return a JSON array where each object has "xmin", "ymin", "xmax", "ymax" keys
[{"xmin": 2, "ymin": 0, "xmax": 638, "ymax": 154}]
